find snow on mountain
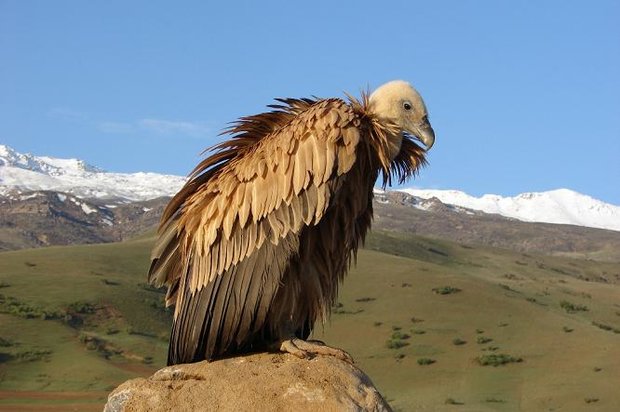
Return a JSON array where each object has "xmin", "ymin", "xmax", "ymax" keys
[
  {"xmin": 2, "ymin": 145, "xmax": 618, "ymax": 232},
  {"xmin": 400, "ymin": 188, "xmax": 620, "ymax": 232},
  {"xmin": 0, "ymin": 144, "xmax": 185, "ymax": 201},
  {"xmin": 0, "ymin": 144, "xmax": 103, "ymax": 174}
]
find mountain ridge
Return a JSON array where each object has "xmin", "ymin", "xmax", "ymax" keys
[
  {"xmin": 401, "ymin": 188, "xmax": 620, "ymax": 232},
  {"xmin": 0, "ymin": 144, "xmax": 185, "ymax": 201},
  {"xmin": 1, "ymin": 144, "xmax": 618, "ymax": 232}
]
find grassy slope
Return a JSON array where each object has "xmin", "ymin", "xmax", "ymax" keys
[
  {"xmin": 0, "ymin": 238, "xmax": 168, "ymax": 399},
  {"xmin": 318, "ymin": 231, "xmax": 620, "ymax": 411},
  {"xmin": 0, "ymin": 232, "xmax": 619, "ymax": 411}
]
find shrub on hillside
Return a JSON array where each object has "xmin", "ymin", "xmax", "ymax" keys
[
  {"xmin": 560, "ymin": 300, "xmax": 588, "ymax": 313},
  {"xmin": 0, "ymin": 337, "xmax": 14, "ymax": 347},
  {"xmin": 14, "ymin": 349, "xmax": 52, "ymax": 362},
  {"xmin": 592, "ymin": 321, "xmax": 620, "ymax": 333},
  {"xmin": 476, "ymin": 354, "xmax": 522, "ymax": 366},
  {"xmin": 417, "ymin": 358, "xmax": 435, "ymax": 365},
  {"xmin": 476, "ymin": 336, "xmax": 493, "ymax": 344},
  {"xmin": 386, "ymin": 339, "xmax": 409, "ymax": 349},
  {"xmin": 0, "ymin": 294, "xmax": 62, "ymax": 320},
  {"xmin": 391, "ymin": 331, "xmax": 410, "ymax": 340},
  {"xmin": 432, "ymin": 286, "xmax": 461, "ymax": 295},
  {"xmin": 67, "ymin": 301, "xmax": 97, "ymax": 314}
]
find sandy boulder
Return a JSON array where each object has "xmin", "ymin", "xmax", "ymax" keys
[{"xmin": 104, "ymin": 352, "xmax": 391, "ymax": 412}]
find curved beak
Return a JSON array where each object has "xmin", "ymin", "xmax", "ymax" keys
[{"xmin": 416, "ymin": 121, "xmax": 435, "ymax": 150}]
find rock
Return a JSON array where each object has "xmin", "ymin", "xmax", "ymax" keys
[{"xmin": 104, "ymin": 352, "xmax": 391, "ymax": 412}]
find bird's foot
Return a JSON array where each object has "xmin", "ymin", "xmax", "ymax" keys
[{"xmin": 278, "ymin": 338, "xmax": 354, "ymax": 363}]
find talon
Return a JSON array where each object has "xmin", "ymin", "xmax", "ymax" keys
[
  {"xmin": 279, "ymin": 339, "xmax": 308, "ymax": 359},
  {"xmin": 278, "ymin": 338, "xmax": 354, "ymax": 364}
]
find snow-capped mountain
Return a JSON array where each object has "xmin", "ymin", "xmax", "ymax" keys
[
  {"xmin": 400, "ymin": 188, "xmax": 620, "ymax": 232},
  {"xmin": 1, "ymin": 145, "xmax": 619, "ymax": 232},
  {"xmin": 0, "ymin": 144, "xmax": 185, "ymax": 201}
]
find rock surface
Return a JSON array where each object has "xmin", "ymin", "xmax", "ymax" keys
[{"xmin": 104, "ymin": 352, "xmax": 391, "ymax": 412}]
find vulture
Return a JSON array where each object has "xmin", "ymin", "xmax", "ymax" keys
[{"xmin": 149, "ymin": 80, "xmax": 435, "ymax": 365}]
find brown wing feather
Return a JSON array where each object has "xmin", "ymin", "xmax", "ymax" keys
[
  {"xmin": 261, "ymin": 132, "xmax": 380, "ymax": 341},
  {"xmin": 149, "ymin": 98, "xmax": 364, "ymax": 363}
]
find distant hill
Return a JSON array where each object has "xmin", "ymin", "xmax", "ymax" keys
[
  {"xmin": 373, "ymin": 191, "xmax": 620, "ymax": 262},
  {"xmin": 0, "ymin": 190, "xmax": 167, "ymax": 250}
]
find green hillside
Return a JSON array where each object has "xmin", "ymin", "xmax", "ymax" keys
[{"xmin": 0, "ymin": 231, "xmax": 619, "ymax": 410}]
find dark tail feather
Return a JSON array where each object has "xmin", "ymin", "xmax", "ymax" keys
[
  {"xmin": 166, "ymin": 237, "xmax": 295, "ymax": 365},
  {"xmin": 167, "ymin": 279, "xmax": 221, "ymax": 365}
]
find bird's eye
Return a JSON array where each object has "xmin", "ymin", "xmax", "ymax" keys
[{"xmin": 403, "ymin": 101, "xmax": 412, "ymax": 111}]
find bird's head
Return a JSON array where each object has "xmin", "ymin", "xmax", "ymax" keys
[{"xmin": 368, "ymin": 80, "xmax": 435, "ymax": 160}]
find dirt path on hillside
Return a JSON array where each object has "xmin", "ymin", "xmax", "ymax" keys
[{"xmin": 0, "ymin": 391, "xmax": 107, "ymax": 412}]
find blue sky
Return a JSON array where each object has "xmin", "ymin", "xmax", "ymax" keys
[{"xmin": 1, "ymin": 1, "xmax": 619, "ymax": 204}]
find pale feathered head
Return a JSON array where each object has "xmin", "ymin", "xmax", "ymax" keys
[{"xmin": 368, "ymin": 80, "xmax": 435, "ymax": 160}]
